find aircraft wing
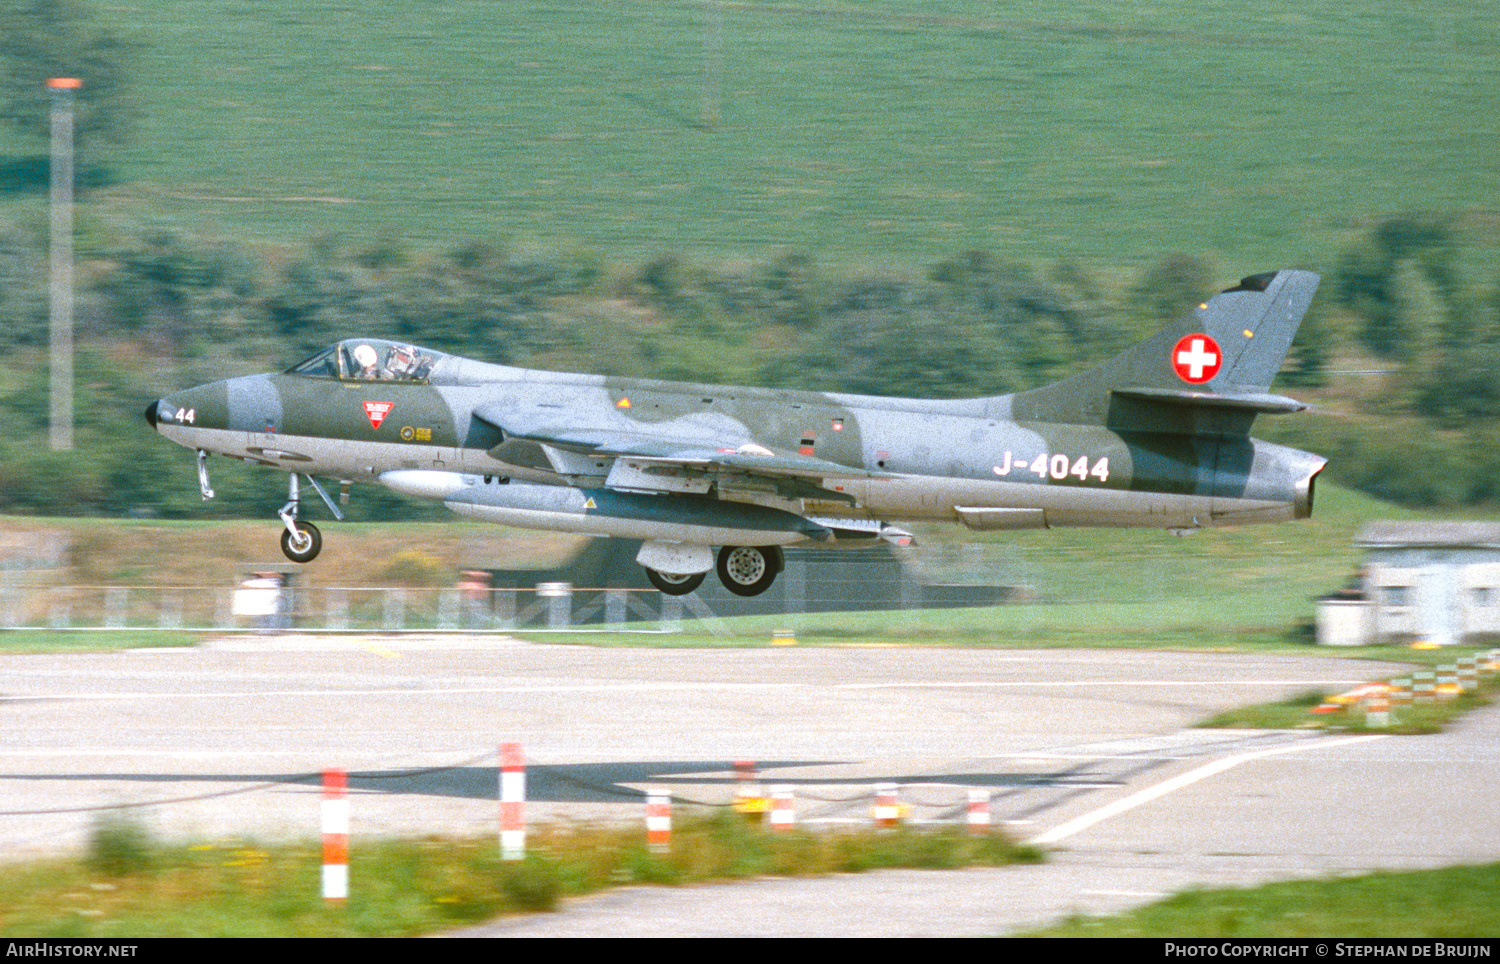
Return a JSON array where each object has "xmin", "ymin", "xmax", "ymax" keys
[
  {"xmin": 474, "ymin": 404, "xmax": 882, "ymax": 494},
  {"xmin": 472, "ymin": 402, "xmax": 883, "ymax": 502}
]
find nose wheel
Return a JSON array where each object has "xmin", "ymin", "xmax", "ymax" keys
[
  {"xmin": 276, "ymin": 473, "xmax": 342, "ymax": 563},
  {"xmin": 280, "ymin": 521, "xmax": 322, "ymax": 563}
]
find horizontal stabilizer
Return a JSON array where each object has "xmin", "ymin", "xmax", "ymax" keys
[{"xmin": 1111, "ymin": 386, "xmax": 1310, "ymax": 414}]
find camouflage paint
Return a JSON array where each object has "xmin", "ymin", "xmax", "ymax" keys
[{"xmin": 150, "ymin": 271, "xmax": 1327, "ymax": 584}]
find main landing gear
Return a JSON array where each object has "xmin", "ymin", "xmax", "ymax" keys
[
  {"xmin": 645, "ymin": 568, "xmax": 706, "ymax": 596},
  {"xmin": 717, "ymin": 545, "xmax": 783, "ymax": 597},
  {"xmin": 643, "ymin": 545, "xmax": 784, "ymax": 598},
  {"xmin": 277, "ymin": 472, "xmax": 343, "ymax": 563}
]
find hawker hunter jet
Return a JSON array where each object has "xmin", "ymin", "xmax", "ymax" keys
[{"xmin": 147, "ymin": 270, "xmax": 1326, "ymax": 597}]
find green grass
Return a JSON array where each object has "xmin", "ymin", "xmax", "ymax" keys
[
  {"xmin": 0, "ymin": 811, "xmax": 1040, "ymax": 937},
  {"xmin": 537, "ymin": 483, "xmax": 1431, "ymax": 647},
  {"xmin": 4, "ymin": 0, "xmax": 1497, "ymax": 271},
  {"xmin": 0, "ymin": 483, "xmax": 1453, "ymax": 653},
  {"xmin": 539, "ymin": 606, "xmax": 1317, "ymax": 650},
  {"xmin": 0, "ymin": 629, "xmax": 195, "ymax": 652},
  {"xmin": 1021, "ymin": 862, "xmax": 1500, "ymax": 937}
]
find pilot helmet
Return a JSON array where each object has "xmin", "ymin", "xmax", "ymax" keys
[{"xmin": 353, "ymin": 344, "xmax": 379, "ymax": 370}]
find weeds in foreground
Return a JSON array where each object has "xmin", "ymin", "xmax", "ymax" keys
[{"xmin": 0, "ymin": 811, "xmax": 1041, "ymax": 937}]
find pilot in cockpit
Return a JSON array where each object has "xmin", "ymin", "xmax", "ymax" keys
[{"xmin": 352, "ymin": 343, "xmax": 380, "ymax": 379}]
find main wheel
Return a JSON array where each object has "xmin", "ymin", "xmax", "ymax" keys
[
  {"xmin": 646, "ymin": 567, "xmax": 706, "ymax": 596},
  {"xmin": 280, "ymin": 520, "xmax": 322, "ymax": 563},
  {"xmin": 716, "ymin": 545, "xmax": 782, "ymax": 597}
]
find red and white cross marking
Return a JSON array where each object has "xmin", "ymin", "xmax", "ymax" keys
[{"xmin": 1171, "ymin": 333, "xmax": 1222, "ymax": 384}]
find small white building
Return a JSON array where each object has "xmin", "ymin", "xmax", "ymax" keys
[{"xmin": 1318, "ymin": 522, "xmax": 1500, "ymax": 646}]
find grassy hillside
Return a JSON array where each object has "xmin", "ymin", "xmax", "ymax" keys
[{"xmin": 1, "ymin": 0, "xmax": 1495, "ymax": 270}]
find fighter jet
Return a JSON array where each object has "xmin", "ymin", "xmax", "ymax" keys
[{"xmin": 146, "ymin": 269, "xmax": 1326, "ymax": 597}]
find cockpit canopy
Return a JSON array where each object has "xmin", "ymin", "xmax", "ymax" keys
[{"xmin": 286, "ymin": 339, "xmax": 446, "ymax": 384}]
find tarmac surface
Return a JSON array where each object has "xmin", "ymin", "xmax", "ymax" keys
[{"xmin": 1, "ymin": 635, "xmax": 1494, "ymax": 936}]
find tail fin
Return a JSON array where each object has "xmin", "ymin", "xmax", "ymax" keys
[{"xmin": 1010, "ymin": 269, "xmax": 1320, "ymax": 435}]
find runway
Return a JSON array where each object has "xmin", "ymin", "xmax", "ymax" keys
[{"xmin": 1, "ymin": 636, "xmax": 1493, "ymax": 936}]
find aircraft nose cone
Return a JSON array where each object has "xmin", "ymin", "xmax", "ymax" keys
[{"xmin": 145, "ymin": 399, "xmax": 160, "ymax": 429}]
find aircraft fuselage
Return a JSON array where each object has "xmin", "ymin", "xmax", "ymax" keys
[
  {"xmin": 153, "ymin": 365, "xmax": 1319, "ymax": 533},
  {"xmin": 147, "ymin": 269, "xmax": 1328, "ymax": 594}
]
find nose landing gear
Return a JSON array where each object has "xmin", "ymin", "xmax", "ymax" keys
[{"xmin": 277, "ymin": 473, "xmax": 343, "ymax": 563}]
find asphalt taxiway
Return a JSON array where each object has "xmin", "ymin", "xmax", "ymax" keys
[{"xmin": 2, "ymin": 637, "xmax": 1492, "ymax": 936}]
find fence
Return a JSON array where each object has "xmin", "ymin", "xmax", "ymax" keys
[
  {"xmin": 0, "ymin": 543, "xmax": 1032, "ymax": 635},
  {"xmin": 0, "ymin": 583, "xmax": 732, "ymax": 634}
]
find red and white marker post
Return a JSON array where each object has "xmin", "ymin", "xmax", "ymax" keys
[
  {"xmin": 770, "ymin": 785, "xmax": 795, "ymax": 831},
  {"xmin": 646, "ymin": 787, "xmax": 671, "ymax": 853},
  {"xmin": 732, "ymin": 759, "xmax": 765, "ymax": 818},
  {"xmin": 322, "ymin": 768, "xmax": 348, "ymax": 901},
  {"xmin": 500, "ymin": 742, "xmax": 525, "ymax": 861},
  {"xmin": 967, "ymin": 789, "xmax": 991, "ymax": 834},
  {"xmin": 873, "ymin": 783, "xmax": 900, "ymax": 828}
]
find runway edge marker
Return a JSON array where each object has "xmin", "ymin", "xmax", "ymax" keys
[
  {"xmin": 647, "ymin": 787, "xmax": 671, "ymax": 853},
  {"xmin": 501, "ymin": 742, "xmax": 525, "ymax": 861},
  {"xmin": 322, "ymin": 768, "xmax": 348, "ymax": 901}
]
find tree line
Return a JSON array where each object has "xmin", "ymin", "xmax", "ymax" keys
[{"xmin": 0, "ymin": 213, "xmax": 1496, "ymax": 519}]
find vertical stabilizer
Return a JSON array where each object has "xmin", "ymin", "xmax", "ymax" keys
[{"xmin": 1009, "ymin": 269, "xmax": 1320, "ymax": 434}]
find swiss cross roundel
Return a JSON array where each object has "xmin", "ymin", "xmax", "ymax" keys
[{"xmin": 1171, "ymin": 333, "xmax": 1222, "ymax": 384}]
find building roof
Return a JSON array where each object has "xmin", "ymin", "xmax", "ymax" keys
[{"xmin": 1357, "ymin": 522, "xmax": 1500, "ymax": 550}]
